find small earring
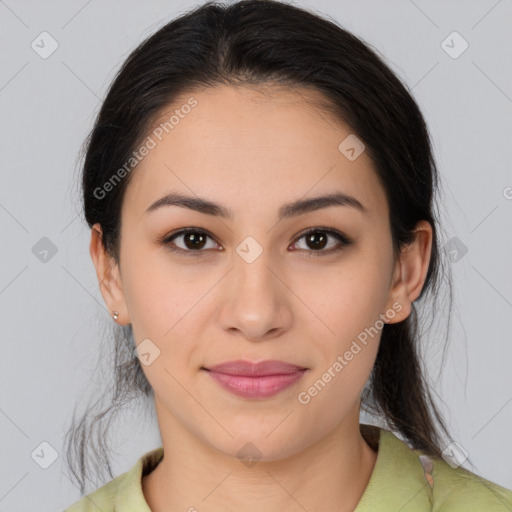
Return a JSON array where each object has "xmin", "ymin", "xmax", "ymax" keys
[{"xmin": 112, "ymin": 311, "xmax": 119, "ymax": 321}]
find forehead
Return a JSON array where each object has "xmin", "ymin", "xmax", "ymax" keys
[{"xmin": 122, "ymin": 84, "xmax": 388, "ymax": 222}]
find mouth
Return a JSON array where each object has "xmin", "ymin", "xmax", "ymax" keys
[{"xmin": 201, "ymin": 359, "xmax": 308, "ymax": 399}]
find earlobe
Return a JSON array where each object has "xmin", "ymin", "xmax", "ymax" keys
[
  {"xmin": 384, "ymin": 221, "xmax": 433, "ymax": 324},
  {"xmin": 89, "ymin": 223, "xmax": 129, "ymax": 324}
]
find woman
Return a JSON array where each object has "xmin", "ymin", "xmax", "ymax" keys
[{"xmin": 63, "ymin": 0, "xmax": 512, "ymax": 510}]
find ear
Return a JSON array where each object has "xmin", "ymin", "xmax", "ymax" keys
[
  {"xmin": 89, "ymin": 223, "xmax": 129, "ymax": 325},
  {"xmin": 384, "ymin": 220, "xmax": 433, "ymax": 324}
]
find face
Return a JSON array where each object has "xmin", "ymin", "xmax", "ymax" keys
[{"xmin": 96, "ymin": 84, "xmax": 412, "ymax": 462}]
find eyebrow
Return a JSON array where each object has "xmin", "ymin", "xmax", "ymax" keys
[{"xmin": 145, "ymin": 191, "xmax": 367, "ymax": 220}]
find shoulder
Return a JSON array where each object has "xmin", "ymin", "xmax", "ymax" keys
[
  {"xmin": 357, "ymin": 425, "xmax": 512, "ymax": 511},
  {"xmin": 63, "ymin": 475, "xmax": 121, "ymax": 511},
  {"xmin": 430, "ymin": 457, "xmax": 512, "ymax": 511},
  {"xmin": 385, "ymin": 428, "xmax": 512, "ymax": 510},
  {"xmin": 63, "ymin": 447, "xmax": 164, "ymax": 512}
]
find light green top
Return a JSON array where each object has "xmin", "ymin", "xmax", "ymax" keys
[{"xmin": 64, "ymin": 425, "xmax": 512, "ymax": 511}]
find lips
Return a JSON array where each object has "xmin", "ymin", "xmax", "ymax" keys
[
  {"xmin": 202, "ymin": 360, "xmax": 308, "ymax": 399},
  {"xmin": 204, "ymin": 359, "xmax": 307, "ymax": 376}
]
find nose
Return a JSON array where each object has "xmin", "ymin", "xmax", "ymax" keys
[{"xmin": 217, "ymin": 247, "xmax": 293, "ymax": 342}]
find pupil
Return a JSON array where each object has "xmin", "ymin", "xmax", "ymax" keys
[
  {"xmin": 308, "ymin": 232, "xmax": 326, "ymax": 250},
  {"xmin": 186, "ymin": 232, "xmax": 205, "ymax": 249}
]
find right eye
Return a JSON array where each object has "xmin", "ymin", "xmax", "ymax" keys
[{"xmin": 160, "ymin": 228, "xmax": 222, "ymax": 256}]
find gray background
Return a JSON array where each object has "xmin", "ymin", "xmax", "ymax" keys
[{"xmin": 1, "ymin": 0, "xmax": 511, "ymax": 510}]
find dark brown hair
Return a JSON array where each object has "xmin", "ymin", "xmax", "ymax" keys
[{"xmin": 65, "ymin": 0, "xmax": 455, "ymax": 495}]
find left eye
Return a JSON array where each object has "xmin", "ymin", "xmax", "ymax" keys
[
  {"xmin": 291, "ymin": 229, "xmax": 352, "ymax": 255},
  {"xmin": 161, "ymin": 228, "xmax": 352, "ymax": 256}
]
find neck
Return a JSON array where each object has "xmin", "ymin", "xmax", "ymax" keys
[{"xmin": 143, "ymin": 404, "xmax": 378, "ymax": 512}]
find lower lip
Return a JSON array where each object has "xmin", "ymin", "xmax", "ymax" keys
[{"xmin": 204, "ymin": 369, "xmax": 307, "ymax": 399}]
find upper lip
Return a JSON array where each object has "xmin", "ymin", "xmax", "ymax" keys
[{"xmin": 204, "ymin": 360, "xmax": 307, "ymax": 376}]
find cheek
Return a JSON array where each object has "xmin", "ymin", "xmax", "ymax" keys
[
  {"xmin": 301, "ymin": 251, "xmax": 390, "ymax": 390},
  {"xmin": 293, "ymin": 340, "xmax": 378, "ymax": 444},
  {"xmin": 124, "ymin": 276, "xmax": 168, "ymax": 337},
  {"xmin": 298, "ymin": 327, "xmax": 380, "ymax": 418},
  {"xmin": 120, "ymin": 251, "xmax": 206, "ymax": 372},
  {"xmin": 121, "ymin": 243, "xmax": 186, "ymax": 331},
  {"xmin": 314, "ymin": 266, "xmax": 390, "ymax": 344}
]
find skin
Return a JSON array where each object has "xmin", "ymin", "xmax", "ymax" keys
[{"xmin": 90, "ymin": 84, "xmax": 433, "ymax": 512}]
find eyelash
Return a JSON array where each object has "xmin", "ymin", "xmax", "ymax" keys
[{"xmin": 158, "ymin": 227, "xmax": 352, "ymax": 258}]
